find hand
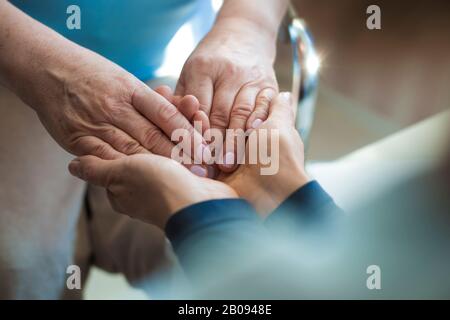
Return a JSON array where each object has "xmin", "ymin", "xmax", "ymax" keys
[
  {"xmin": 218, "ymin": 92, "xmax": 310, "ymax": 217},
  {"xmin": 0, "ymin": 3, "xmax": 205, "ymax": 169},
  {"xmin": 175, "ymin": 18, "xmax": 278, "ymax": 172},
  {"xmin": 161, "ymin": 88, "xmax": 310, "ymax": 216},
  {"xmin": 36, "ymin": 51, "xmax": 206, "ymax": 163},
  {"xmin": 67, "ymin": 154, "xmax": 238, "ymax": 229}
]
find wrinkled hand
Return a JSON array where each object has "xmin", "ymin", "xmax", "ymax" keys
[
  {"xmin": 68, "ymin": 153, "xmax": 237, "ymax": 229},
  {"xmin": 35, "ymin": 50, "xmax": 206, "ymax": 166},
  {"xmin": 175, "ymin": 21, "xmax": 278, "ymax": 172}
]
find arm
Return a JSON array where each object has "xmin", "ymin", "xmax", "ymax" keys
[
  {"xmin": 215, "ymin": 0, "xmax": 288, "ymax": 47},
  {"xmin": 0, "ymin": 1, "xmax": 205, "ymax": 167},
  {"xmin": 165, "ymin": 198, "xmax": 266, "ymax": 282}
]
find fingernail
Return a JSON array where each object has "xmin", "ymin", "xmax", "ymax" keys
[
  {"xmin": 68, "ymin": 159, "xmax": 81, "ymax": 177},
  {"xmin": 279, "ymin": 91, "xmax": 292, "ymax": 102},
  {"xmin": 251, "ymin": 119, "xmax": 263, "ymax": 129},
  {"xmin": 223, "ymin": 152, "xmax": 235, "ymax": 168},
  {"xmin": 190, "ymin": 165, "xmax": 207, "ymax": 177}
]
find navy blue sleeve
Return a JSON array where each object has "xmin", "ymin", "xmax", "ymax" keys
[
  {"xmin": 265, "ymin": 180, "xmax": 344, "ymax": 237},
  {"xmin": 164, "ymin": 183, "xmax": 343, "ymax": 283},
  {"xmin": 165, "ymin": 199, "xmax": 266, "ymax": 281}
]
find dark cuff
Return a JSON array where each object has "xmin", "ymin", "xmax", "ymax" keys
[
  {"xmin": 165, "ymin": 198, "xmax": 259, "ymax": 248},
  {"xmin": 266, "ymin": 180, "xmax": 338, "ymax": 226}
]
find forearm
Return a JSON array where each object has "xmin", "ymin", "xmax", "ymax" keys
[
  {"xmin": 217, "ymin": 0, "xmax": 289, "ymax": 41},
  {"xmin": 0, "ymin": 1, "xmax": 99, "ymax": 111},
  {"xmin": 165, "ymin": 199, "xmax": 265, "ymax": 283},
  {"xmin": 208, "ymin": 0, "xmax": 289, "ymax": 61}
]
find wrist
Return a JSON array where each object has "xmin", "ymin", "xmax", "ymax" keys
[
  {"xmin": 251, "ymin": 166, "xmax": 310, "ymax": 216},
  {"xmin": 273, "ymin": 167, "xmax": 311, "ymax": 205},
  {"xmin": 5, "ymin": 38, "xmax": 83, "ymax": 113},
  {"xmin": 208, "ymin": 17, "xmax": 277, "ymax": 61},
  {"xmin": 0, "ymin": 2, "xmax": 82, "ymax": 111},
  {"xmin": 214, "ymin": 16, "xmax": 278, "ymax": 42},
  {"xmin": 163, "ymin": 180, "xmax": 239, "ymax": 227}
]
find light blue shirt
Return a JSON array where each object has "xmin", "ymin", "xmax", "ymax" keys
[{"xmin": 11, "ymin": 0, "xmax": 214, "ymax": 80}]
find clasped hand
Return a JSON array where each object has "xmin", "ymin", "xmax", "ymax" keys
[{"xmin": 68, "ymin": 92, "xmax": 310, "ymax": 229}]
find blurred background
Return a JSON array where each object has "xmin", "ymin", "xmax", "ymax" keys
[{"xmin": 282, "ymin": 0, "xmax": 450, "ymax": 160}]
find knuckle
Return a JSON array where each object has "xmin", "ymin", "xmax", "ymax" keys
[
  {"xmin": 157, "ymin": 102, "xmax": 178, "ymax": 123},
  {"xmin": 142, "ymin": 127, "xmax": 163, "ymax": 150},
  {"xmin": 98, "ymin": 126, "xmax": 140, "ymax": 155},
  {"xmin": 189, "ymin": 55, "xmax": 212, "ymax": 70},
  {"xmin": 248, "ymin": 66, "xmax": 264, "ymax": 79},
  {"xmin": 98, "ymin": 125, "xmax": 117, "ymax": 138},
  {"xmin": 231, "ymin": 103, "xmax": 253, "ymax": 121},
  {"xmin": 225, "ymin": 63, "xmax": 245, "ymax": 78},
  {"xmin": 256, "ymin": 92, "xmax": 273, "ymax": 108},
  {"xmin": 92, "ymin": 143, "xmax": 110, "ymax": 159},
  {"xmin": 119, "ymin": 139, "xmax": 142, "ymax": 155},
  {"xmin": 209, "ymin": 110, "xmax": 230, "ymax": 129}
]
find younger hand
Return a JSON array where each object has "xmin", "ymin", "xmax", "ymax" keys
[
  {"xmin": 218, "ymin": 92, "xmax": 310, "ymax": 216},
  {"xmin": 68, "ymin": 154, "xmax": 237, "ymax": 229}
]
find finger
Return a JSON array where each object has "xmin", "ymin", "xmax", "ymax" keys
[
  {"xmin": 68, "ymin": 155, "xmax": 117, "ymax": 187},
  {"xmin": 192, "ymin": 110, "xmax": 210, "ymax": 135},
  {"xmin": 71, "ymin": 135, "xmax": 125, "ymax": 160},
  {"xmin": 154, "ymin": 85, "xmax": 183, "ymax": 107},
  {"xmin": 178, "ymin": 95, "xmax": 200, "ymax": 121},
  {"xmin": 174, "ymin": 77, "xmax": 186, "ymax": 96},
  {"xmin": 155, "ymin": 85, "xmax": 183, "ymax": 108},
  {"xmin": 218, "ymin": 85, "xmax": 259, "ymax": 172},
  {"xmin": 154, "ymin": 86, "xmax": 198, "ymax": 121},
  {"xmin": 177, "ymin": 76, "xmax": 214, "ymax": 115},
  {"xmin": 110, "ymin": 108, "xmax": 178, "ymax": 158},
  {"xmin": 154, "ymin": 85, "xmax": 173, "ymax": 100},
  {"xmin": 246, "ymin": 87, "xmax": 276, "ymax": 130},
  {"xmin": 155, "ymin": 91, "xmax": 200, "ymax": 133},
  {"xmin": 268, "ymin": 92, "xmax": 295, "ymax": 125},
  {"xmin": 132, "ymin": 85, "xmax": 207, "ymax": 158},
  {"xmin": 209, "ymin": 82, "xmax": 242, "ymax": 136},
  {"xmin": 95, "ymin": 124, "xmax": 151, "ymax": 156},
  {"xmin": 111, "ymin": 100, "xmax": 208, "ymax": 173}
]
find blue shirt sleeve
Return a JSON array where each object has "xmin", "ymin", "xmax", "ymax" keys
[
  {"xmin": 265, "ymin": 181, "xmax": 344, "ymax": 239},
  {"xmin": 165, "ymin": 182, "xmax": 344, "ymax": 281},
  {"xmin": 165, "ymin": 199, "xmax": 266, "ymax": 281}
]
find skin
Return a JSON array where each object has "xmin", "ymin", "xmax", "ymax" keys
[
  {"xmin": 0, "ymin": 0, "xmax": 288, "ymax": 175},
  {"xmin": 69, "ymin": 93, "xmax": 311, "ymax": 230},
  {"xmin": 0, "ymin": 1, "xmax": 206, "ymax": 176},
  {"xmin": 176, "ymin": 0, "xmax": 289, "ymax": 173}
]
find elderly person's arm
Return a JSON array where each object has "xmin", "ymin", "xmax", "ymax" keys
[{"xmin": 0, "ymin": 0, "xmax": 205, "ymax": 171}]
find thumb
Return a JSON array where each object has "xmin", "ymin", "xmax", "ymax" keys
[
  {"xmin": 68, "ymin": 155, "xmax": 117, "ymax": 187},
  {"xmin": 268, "ymin": 92, "xmax": 295, "ymax": 126}
]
